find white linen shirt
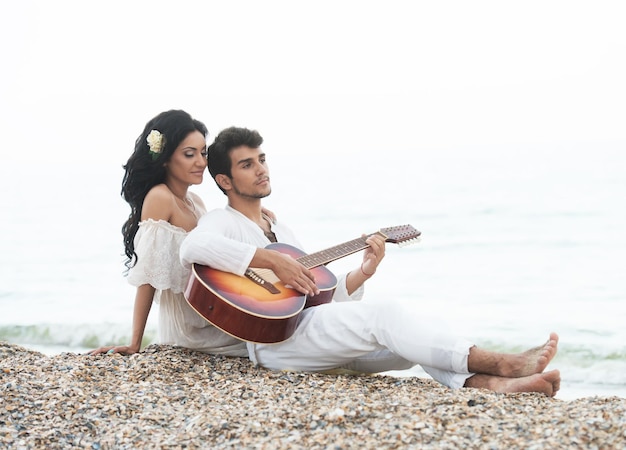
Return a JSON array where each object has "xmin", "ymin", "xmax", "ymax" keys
[{"xmin": 180, "ymin": 206, "xmax": 363, "ymax": 303}]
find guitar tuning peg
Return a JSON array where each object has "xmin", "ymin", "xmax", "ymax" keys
[{"xmin": 397, "ymin": 236, "xmax": 421, "ymax": 247}]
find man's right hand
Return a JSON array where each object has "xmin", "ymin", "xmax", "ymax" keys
[{"xmin": 254, "ymin": 248, "xmax": 320, "ymax": 296}]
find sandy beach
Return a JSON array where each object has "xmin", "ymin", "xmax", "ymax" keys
[{"xmin": 1, "ymin": 341, "xmax": 624, "ymax": 449}]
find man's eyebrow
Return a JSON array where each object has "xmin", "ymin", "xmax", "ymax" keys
[
  {"xmin": 236, "ymin": 157, "xmax": 253, "ymax": 166},
  {"xmin": 235, "ymin": 153, "xmax": 265, "ymax": 166}
]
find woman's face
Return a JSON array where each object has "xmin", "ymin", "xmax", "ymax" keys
[{"xmin": 164, "ymin": 130, "xmax": 207, "ymax": 186}]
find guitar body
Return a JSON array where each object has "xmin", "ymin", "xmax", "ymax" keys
[
  {"xmin": 185, "ymin": 224, "xmax": 420, "ymax": 344},
  {"xmin": 185, "ymin": 243, "xmax": 337, "ymax": 344}
]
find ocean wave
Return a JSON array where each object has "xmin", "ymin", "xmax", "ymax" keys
[
  {"xmin": 0, "ymin": 323, "xmax": 157, "ymax": 351},
  {"xmin": 2, "ymin": 323, "xmax": 625, "ymax": 386}
]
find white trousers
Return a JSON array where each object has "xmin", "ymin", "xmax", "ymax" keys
[{"xmin": 247, "ymin": 299, "xmax": 475, "ymax": 389}]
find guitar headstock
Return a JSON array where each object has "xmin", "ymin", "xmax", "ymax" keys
[{"xmin": 378, "ymin": 225, "xmax": 421, "ymax": 247}]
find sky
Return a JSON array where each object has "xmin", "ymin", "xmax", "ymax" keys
[
  {"xmin": 1, "ymin": 2, "xmax": 625, "ymax": 382},
  {"xmin": 0, "ymin": 0, "xmax": 624, "ymax": 166}
]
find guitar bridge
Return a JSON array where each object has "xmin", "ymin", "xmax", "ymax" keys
[{"xmin": 245, "ymin": 269, "xmax": 281, "ymax": 294}]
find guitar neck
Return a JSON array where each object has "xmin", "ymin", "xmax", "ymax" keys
[{"xmin": 296, "ymin": 233, "xmax": 379, "ymax": 269}]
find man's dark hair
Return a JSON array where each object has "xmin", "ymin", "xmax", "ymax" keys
[{"xmin": 208, "ymin": 126, "xmax": 264, "ymax": 195}]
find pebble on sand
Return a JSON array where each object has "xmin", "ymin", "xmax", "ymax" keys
[{"xmin": 1, "ymin": 342, "xmax": 625, "ymax": 449}]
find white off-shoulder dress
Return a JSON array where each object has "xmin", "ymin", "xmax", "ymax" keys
[{"xmin": 127, "ymin": 218, "xmax": 247, "ymax": 356}]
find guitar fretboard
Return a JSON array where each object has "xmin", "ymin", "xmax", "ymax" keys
[{"xmin": 296, "ymin": 234, "xmax": 377, "ymax": 269}]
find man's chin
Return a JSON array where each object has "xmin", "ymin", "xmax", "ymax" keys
[{"xmin": 252, "ymin": 190, "xmax": 271, "ymax": 199}]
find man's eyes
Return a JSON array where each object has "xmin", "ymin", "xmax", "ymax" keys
[{"xmin": 241, "ymin": 159, "xmax": 266, "ymax": 168}]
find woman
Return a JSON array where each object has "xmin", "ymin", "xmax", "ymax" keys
[{"xmin": 89, "ymin": 110, "xmax": 248, "ymax": 357}]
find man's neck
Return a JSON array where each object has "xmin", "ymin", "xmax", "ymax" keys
[{"xmin": 227, "ymin": 196, "xmax": 263, "ymax": 224}]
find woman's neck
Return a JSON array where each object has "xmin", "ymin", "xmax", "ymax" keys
[{"xmin": 165, "ymin": 180, "xmax": 189, "ymax": 200}]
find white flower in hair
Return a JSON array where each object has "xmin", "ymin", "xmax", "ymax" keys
[{"xmin": 146, "ymin": 129, "xmax": 164, "ymax": 159}]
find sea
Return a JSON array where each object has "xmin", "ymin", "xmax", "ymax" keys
[{"xmin": 1, "ymin": 141, "xmax": 624, "ymax": 401}]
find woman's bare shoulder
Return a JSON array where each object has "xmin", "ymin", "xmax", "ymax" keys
[{"xmin": 142, "ymin": 184, "xmax": 175, "ymax": 221}]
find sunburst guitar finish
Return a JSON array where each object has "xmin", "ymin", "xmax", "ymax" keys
[{"xmin": 185, "ymin": 225, "xmax": 421, "ymax": 343}]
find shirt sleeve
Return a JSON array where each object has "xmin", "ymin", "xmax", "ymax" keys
[
  {"xmin": 180, "ymin": 209, "xmax": 257, "ymax": 276},
  {"xmin": 127, "ymin": 219, "xmax": 189, "ymax": 293},
  {"xmin": 332, "ymin": 273, "xmax": 365, "ymax": 302}
]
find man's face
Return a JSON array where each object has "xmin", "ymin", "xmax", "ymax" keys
[{"xmin": 227, "ymin": 145, "xmax": 271, "ymax": 199}]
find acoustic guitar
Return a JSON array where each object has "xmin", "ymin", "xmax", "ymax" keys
[{"xmin": 185, "ymin": 225, "xmax": 421, "ymax": 344}]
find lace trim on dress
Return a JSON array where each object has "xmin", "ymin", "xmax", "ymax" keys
[{"xmin": 126, "ymin": 219, "xmax": 190, "ymax": 294}]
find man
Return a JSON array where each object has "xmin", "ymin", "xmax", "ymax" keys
[{"xmin": 180, "ymin": 127, "xmax": 561, "ymax": 396}]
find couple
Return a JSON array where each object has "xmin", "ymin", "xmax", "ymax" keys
[{"xmin": 89, "ymin": 109, "xmax": 561, "ymax": 397}]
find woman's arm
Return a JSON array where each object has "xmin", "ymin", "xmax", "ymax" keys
[
  {"xmin": 88, "ymin": 185, "xmax": 173, "ymax": 356},
  {"xmin": 87, "ymin": 284, "xmax": 155, "ymax": 355}
]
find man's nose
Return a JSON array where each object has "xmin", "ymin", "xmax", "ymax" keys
[{"xmin": 255, "ymin": 162, "xmax": 266, "ymax": 174}]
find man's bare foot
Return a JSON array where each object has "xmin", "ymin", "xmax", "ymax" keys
[
  {"xmin": 508, "ymin": 332, "xmax": 559, "ymax": 378},
  {"xmin": 468, "ymin": 332, "xmax": 559, "ymax": 378},
  {"xmin": 464, "ymin": 369, "xmax": 561, "ymax": 397}
]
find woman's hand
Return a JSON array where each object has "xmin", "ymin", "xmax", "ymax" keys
[
  {"xmin": 85, "ymin": 285, "xmax": 154, "ymax": 357},
  {"xmin": 86, "ymin": 344, "xmax": 140, "ymax": 356}
]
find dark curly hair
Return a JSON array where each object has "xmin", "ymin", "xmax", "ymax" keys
[{"xmin": 121, "ymin": 110, "xmax": 208, "ymax": 269}]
